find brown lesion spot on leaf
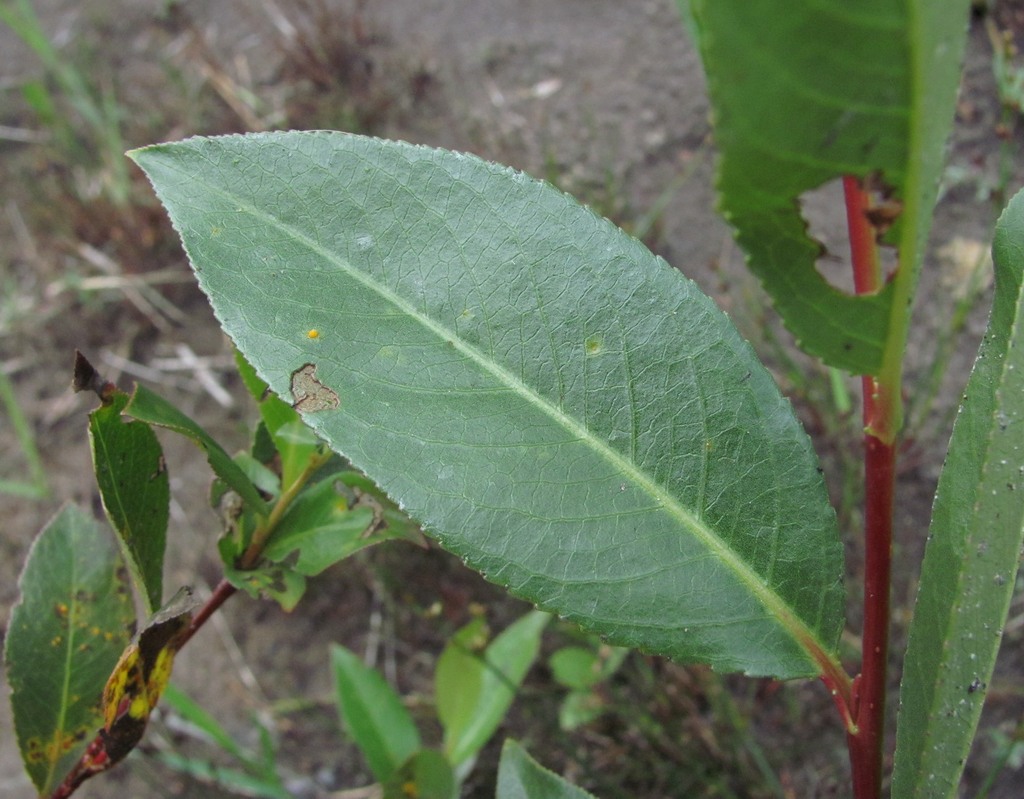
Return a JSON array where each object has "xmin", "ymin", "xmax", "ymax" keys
[
  {"xmin": 290, "ymin": 363, "xmax": 340, "ymax": 413},
  {"xmin": 861, "ymin": 171, "xmax": 903, "ymax": 241}
]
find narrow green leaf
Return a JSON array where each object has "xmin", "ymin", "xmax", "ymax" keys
[
  {"xmin": 125, "ymin": 383, "xmax": 268, "ymax": 517},
  {"xmin": 435, "ymin": 617, "xmax": 487, "ymax": 757},
  {"xmin": 3, "ymin": 505, "xmax": 135, "ymax": 795},
  {"xmin": 496, "ymin": 739, "xmax": 597, "ymax": 799},
  {"xmin": 236, "ymin": 348, "xmax": 321, "ymax": 486},
  {"xmin": 892, "ymin": 189, "xmax": 1024, "ymax": 796},
  {"xmin": 89, "ymin": 389, "xmax": 168, "ymax": 613},
  {"xmin": 232, "ymin": 451, "xmax": 281, "ymax": 499},
  {"xmin": 157, "ymin": 752, "xmax": 292, "ymax": 799},
  {"xmin": 0, "ymin": 366, "xmax": 49, "ymax": 500},
  {"xmin": 131, "ymin": 131, "xmax": 844, "ymax": 678},
  {"xmin": 262, "ymin": 477, "xmax": 381, "ymax": 574},
  {"xmin": 690, "ymin": 0, "xmax": 971, "ymax": 373},
  {"xmin": 0, "ymin": 479, "xmax": 48, "ymax": 498},
  {"xmin": 330, "ymin": 643, "xmax": 421, "ymax": 782},
  {"xmin": 161, "ymin": 683, "xmax": 247, "ymax": 762},
  {"xmin": 439, "ymin": 610, "xmax": 550, "ymax": 766},
  {"xmin": 235, "ymin": 345, "xmax": 269, "ymax": 402}
]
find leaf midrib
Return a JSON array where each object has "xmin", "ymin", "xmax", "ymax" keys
[{"xmin": 173, "ymin": 150, "xmax": 831, "ymax": 664}]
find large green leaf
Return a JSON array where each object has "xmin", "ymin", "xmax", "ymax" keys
[
  {"xmin": 131, "ymin": 131, "xmax": 843, "ymax": 678},
  {"xmin": 3, "ymin": 504, "xmax": 134, "ymax": 795},
  {"xmin": 688, "ymin": 0, "xmax": 971, "ymax": 374},
  {"xmin": 89, "ymin": 389, "xmax": 168, "ymax": 613},
  {"xmin": 891, "ymin": 191, "xmax": 1024, "ymax": 795}
]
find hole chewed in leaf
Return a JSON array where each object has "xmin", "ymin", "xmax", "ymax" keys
[
  {"xmin": 802, "ymin": 174, "xmax": 902, "ymax": 297},
  {"xmin": 290, "ymin": 363, "xmax": 340, "ymax": 413},
  {"xmin": 802, "ymin": 178, "xmax": 854, "ymax": 295}
]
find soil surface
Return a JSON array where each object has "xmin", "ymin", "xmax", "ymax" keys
[{"xmin": 2, "ymin": 2, "xmax": 1022, "ymax": 798}]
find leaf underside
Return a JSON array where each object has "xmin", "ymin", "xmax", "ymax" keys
[
  {"xmin": 131, "ymin": 131, "xmax": 843, "ymax": 678},
  {"xmin": 690, "ymin": 0, "xmax": 971, "ymax": 374},
  {"xmin": 891, "ymin": 189, "xmax": 1024, "ymax": 796}
]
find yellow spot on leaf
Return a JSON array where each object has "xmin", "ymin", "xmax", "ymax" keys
[
  {"xmin": 24, "ymin": 728, "xmax": 84, "ymax": 765},
  {"xmin": 129, "ymin": 692, "xmax": 149, "ymax": 719},
  {"xmin": 103, "ymin": 645, "xmax": 139, "ymax": 729},
  {"xmin": 307, "ymin": 329, "xmax": 320, "ymax": 339},
  {"xmin": 147, "ymin": 648, "xmax": 176, "ymax": 711}
]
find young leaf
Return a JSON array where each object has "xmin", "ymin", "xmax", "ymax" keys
[
  {"xmin": 125, "ymin": 383, "xmax": 268, "ymax": 517},
  {"xmin": 131, "ymin": 131, "xmax": 844, "ymax": 678},
  {"xmin": 550, "ymin": 647, "xmax": 602, "ymax": 691},
  {"xmin": 551, "ymin": 644, "xmax": 627, "ymax": 730},
  {"xmin": 496, "ymin": 739, "xmax": 597, "ymax": 799},
  {"xmin": 891, "ymin": 189, "xmax": 1024, "ymax": 795},
  {"xmin": 559, "ymin": 691, "xmax": 606, "ymax": 732},
  {"xmin": 3, "ymin": 504, "xmax": 134, "ymax": 795},
  {"xmin": 261, "ymin": 476, "xmax": 382, "ymax": 574},
  {"xmin": 88, "ymin": 388, "xmax": 169, "ymax": 613},
  {"xmin": 330, "ymin": 643, "xmax": 422, "ymax": 782},
  {"xmin": 438, "ymin": 610, "xmax": 550, "ymax": 767},
  {"xmin": 688, "ymin": 0, "xmax": 971, "ymax": 374},
  {"xmin": 222, "ymin": 558, "xmax": 307, "ymax": 611},
  {"xmin": 334, "ymin": 469, "xmax": 428, "ymax": 545},
  {"xmin": 236, "ymin": 348, "xmax": 321, "ymax": 487},
  {"xmin": 233, "ymin": 451, "xmax": 282, "ymax": 499}
]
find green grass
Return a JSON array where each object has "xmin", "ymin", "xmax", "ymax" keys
[{"xmin": 0, "ymin": 367, "xmax": 48, "ymax": 499}]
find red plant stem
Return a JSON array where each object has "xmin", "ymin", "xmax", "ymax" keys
[
  {"xmin": 844, "ymin": 176, "xmax": 881, "ymax": 296},
  {"xmin": 175, "ymin": 577, "xmax": 238, "ymax": 649},
  {"xmin": 849, "ymin": 431, "xmax": 895, "ymax": 799},
  {"xmin": 841, "ymin": 175, "xmax": 896, "ymax": 799}
]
